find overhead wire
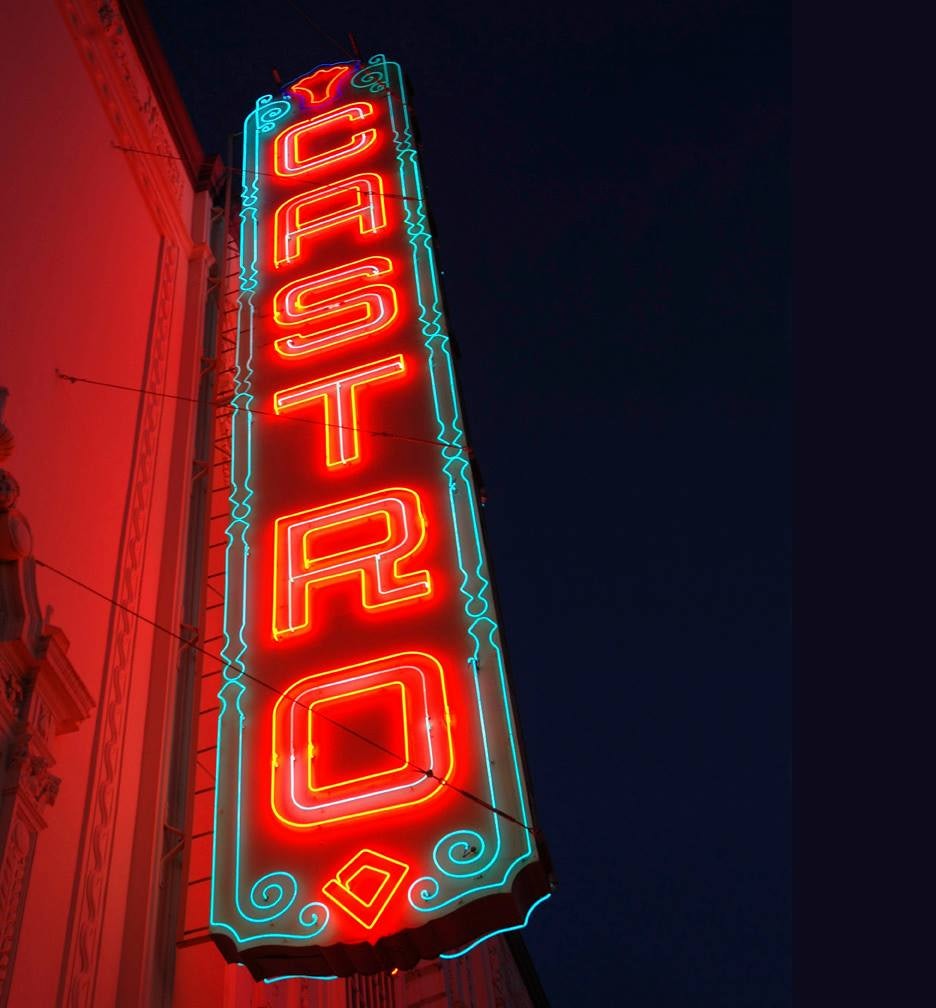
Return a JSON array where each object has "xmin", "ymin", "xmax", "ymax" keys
[
  {"xmin": 34, "ymin": 556, "xmax": 533, "ymax": 835},
  {"xmin": 111, "ymin": 142, "xmax": 418, "ymax": 199},
  {"xmin": 54, "ymin": 368, "xmax": 466, "ymax": 455},
  {"xmin": 281, "ymin": 0, "xmax": 357, "ymax": 61}
]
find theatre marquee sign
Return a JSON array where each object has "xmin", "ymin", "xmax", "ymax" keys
[{"xmin": 210, "ymin": 56, "xmax": 549, "ymax": 980}]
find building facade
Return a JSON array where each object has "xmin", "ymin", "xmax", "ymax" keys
[{"xmin": 0, "ymin": 3, "xmax": 549, "ymax": 1006}]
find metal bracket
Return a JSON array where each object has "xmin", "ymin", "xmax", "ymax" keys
[{"xmin": 160, "ymin": 822, "xmax": 186, "ymax": 882}]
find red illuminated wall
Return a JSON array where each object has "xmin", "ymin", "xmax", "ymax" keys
[{"xmin": 1, "ymin": 2, "xmax": 213, "ymax": 1006}]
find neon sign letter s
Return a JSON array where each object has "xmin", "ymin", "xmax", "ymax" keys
[{"xmin": 272, "ymin": 257, "xmax": 399, "ymax": 359}]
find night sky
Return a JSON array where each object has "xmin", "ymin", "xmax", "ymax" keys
[{"xmin": 145, "ymin": 1, "xmax": 790, "ymax": 1003}]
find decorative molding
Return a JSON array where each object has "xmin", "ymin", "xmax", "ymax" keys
[
  {"xmin": 57, "ymin": 0, "xmax": 193, "ymax": 250},
  {"xmin": 96, "ymin": 1, "xmax": 184, "ymax": 200},
  {"xmin": 52, "ymin": 5, "xmax": 203, "ymax": 1003},
  {"xmin": 0, "ymin": 407, "xmax": 12, "ymax": 465},
  {"xmin": 0, "ymin": 653, "xmax": 25, "ymax": 725},
  {"xmin": 57, "ymin": 236, "xmax": 179, "ymax": 1008},
  {"xmin": 0, "ymin": 390, "xmax": 94, "ymax": 1008},
  {"xmin": 117, "ymin": 0, "xmax": 208, "ymax": 187},
  {"xmin": 0, "ymin": 819, "xmax": 33, "ymax": 1000},
  {"xmin": 36, "ymin": 627, "xmax": 94, "ymax": 735}
]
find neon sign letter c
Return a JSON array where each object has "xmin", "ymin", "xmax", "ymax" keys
[{"xmin": 274, "ymin": 102, "xmax": 378, "ymax": 177}]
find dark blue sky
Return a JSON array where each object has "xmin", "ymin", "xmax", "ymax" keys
[{"xmin": 146, "ymin": 1, "xmax": 790, "ymax": 1002}]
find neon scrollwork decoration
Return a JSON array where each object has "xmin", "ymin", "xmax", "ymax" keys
[
  {"xmin": 210, "ymin": 58, "xmax": 550, "ymax": 981},
  {"xmin": 297, "ymin": 902, "xmax": 330, "ymax": 937},
  {"xmin": 248, "ymin": 872, "xmax": 297, "ymax": 919},
  {"xmin": 433, "ymin": 829, "xmax": 489, "ymax": 877}
]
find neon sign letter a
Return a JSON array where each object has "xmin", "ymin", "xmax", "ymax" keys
[{"xmin": 274, "ymin": 173, "xmax": 387, "ymax": 267}]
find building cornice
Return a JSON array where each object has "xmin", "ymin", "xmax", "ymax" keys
[
  {"xmin": 58, "ymin": 0, "xmax": 197, "ymax": 247},
  {"xmin": 35, "ymin": 627, "xmax": 94, "ymax": 735},
  {"xmin": 117, "ymin": 0, "xmax": 209, "ymax": 189}
]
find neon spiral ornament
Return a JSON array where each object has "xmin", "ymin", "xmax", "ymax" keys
[
  {"xmin": 248, "ymin": 871, "xmax": 298, "ymax": 921},
  {"xmin": 256, "ymin": 94, "xmax": 291, "ymax": 133},
  {"xmin": 297, "ymin": 901, "xmax": 330, "ymax": 937},
  {"xmin": 432, "ymin": 829, "xmax": 488, "ymax": 878},
  {"xmin": 407, "ymin": 874, "xmax": 440, "ymax": 910},
  {"xmin": 351, "ymin": 54, "xmax": 390, "ymax": 94}
]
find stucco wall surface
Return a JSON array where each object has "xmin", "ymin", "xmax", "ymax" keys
[{"xmin": 0, "ymin": 2, "xmax": 203, "ymax": 1006}]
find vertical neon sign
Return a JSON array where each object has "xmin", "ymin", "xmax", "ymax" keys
[{"xmin": 211, "ymin": 56, "xmax": 550, "ymax": 979}]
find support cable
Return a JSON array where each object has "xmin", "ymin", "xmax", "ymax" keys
[
  {"xmin": 111, "ymin": 143, "xmax": 417, "ymax": 197},
  {"xmin": 54, "ymin": 368, "xmax": 468, "ymax": 455},
  {"xmin": 34, "ymin": 557, "xmax": 534, "ymax": 836},
  {"xmin": 282, "ymin": 0, "xmax": 356, "ymax": 61}
]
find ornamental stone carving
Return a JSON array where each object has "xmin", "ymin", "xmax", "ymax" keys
[
  {"xmin": 0, "ymin": 391, "xmax": 31, "ymax": 568},
  {"xmin": 0, "ymin": 388, "xmax": 93, "ymax": 1008}
]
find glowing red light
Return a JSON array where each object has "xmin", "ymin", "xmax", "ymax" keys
[
  {"xmin": 322, "ymin": 849, "xmax": 410, "ymax": 930},
  {"xmin": 271, "ymin": 256, "xmax": 399, "ymax": 359},
  {"xmin": 274, "ymin": 102, "xmax": 378, "ymax": 177},
  {"xmin": 274, "ymin": 173, "xmax": 388, "ymax": 268},
  {"xmin": 274, "ymin": 355, "xmax": 407, "ymax": 467},
  {"xmin": 270, "ymin": 651, "xmax": 454, "ymax": 828},
  {"xmin": 288, "ymin": 64, "xmax": 354, "ymax": 107},
  {"xmin": 272, "ymin": 487, "xmax": 432, "ymax": 641}
]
